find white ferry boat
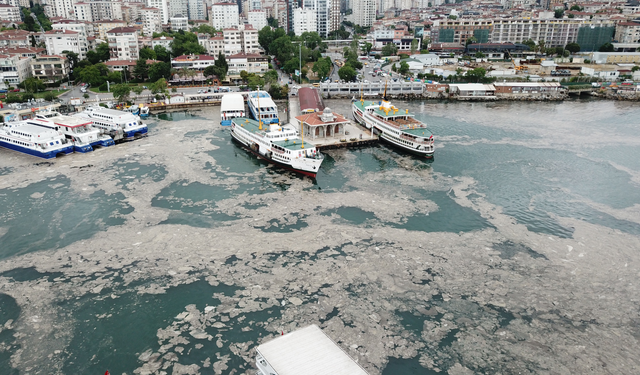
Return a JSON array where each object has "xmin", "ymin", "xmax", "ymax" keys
[
  {"xmin": 220, "ymin": 93, "xmax": 245, "ymax": 126},
  {"xmin": 74, "ymin": 106, "xmax": 148, "ymax": 140},
  {"xmin": 352, "ymin": 98, "xmax": 434, "ymax": 158},
  {"xmin": 28, "ymin": 109, "xmax": 114, "ymax": 153},
  {"xmin": 230, "ymin": 117, "xmax": 323, "ymax": 177},
  {"xmin": 247, "ymin": 90, "xmax": 279, "ymax": 125},
  {"xmin": 139, "ymin": 105, "xmax": 149, "ymax": 118},
  {"xmin": 0, "ymin": 122, "xmax": 74, "ymax": 158}
]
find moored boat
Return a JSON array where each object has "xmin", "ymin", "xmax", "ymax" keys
[
  {"xmin": 28, "ymin": 109, "xmax": 114, "ymax": 152},
  {"xmin": 352, "ymin": 98, "xmax": 434, "ymax": 158},
  {"xmin": 230, "ymin": 118, "xmax": 323, "ymax": 177},
  {"xmin": 247, "ymin": 90, "xmax": 279, "ymax": 125},
  {"xmin": 74, "ymin": 106, "xmax": 147, "ymax": 140},
  {"xmin": 220, "ymin": 93, "xmax": 245, "ymax": 126},
  {"xmin": 0, "ymin": 122, "xmax": 74, "ymax": 158}
]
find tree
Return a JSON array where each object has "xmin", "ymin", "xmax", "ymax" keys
[
  {"xmin": 96, "ymin": 43, "xmax": 111, "ymax": 62},
  {"xmin": 213, "ymin": 52, "xmax": 228, "ymax": 81},
  {"xmin": 139, "ymin": 47, "xmax": 157, "ymax": 60},
  {"xmin": 170, "ymin": 31, "xmax": 206, "ymax": 56},
  {"xmin": 475, "ymin": 51, "xmax": 485, "ymax": 58},
  {"xmin": 267, "ymin": 17, "xmax": 278, "ymax": 28},
  {"xmin": 361, "ymin": 42, "xmax": 373, "ymax": 55},
  {"xmin": 149, "ymin": 78, "xmax": 169, "ymax": 99},
  {"xmin": 43, "ymin": 92, "xmax": 56, "ymax": 102},
  {"xmin": 522, "ymin": 39, "xmax": 536, "ymax": 51},
  {"xmin": 192, "ymin": 24, "xmax": 219, "ymax": 36},
  {"xmin": 554, "ymin": 9, "xmax": 564, "ymax": 18},
  {"xmin": 599, "ymin": 43, "xmax": 614, "ymax": 52},
  {"xmin": 263, "ymin": 70, "xmax": 278, "ymax": 86},
  {"xmin": 148, "ymin": 62, "xmax": 171, "ymax": 82},
  {"xmin": 112, "ymin": 83, "xmax": 131, "ymax": 103},
  {"xmin": 410, "ymin": 39, "xmax": 419, "ymax": 54},
  {"xmin": 62, "ymin": 51, "xmax": 79, "ymax": 70},
  {"xmin": 338, "ymin": 65, "xmax": 357, "ymax": 81},
  {"xmin": 536, "ymin": 40, "xmax": 546, "ymax": 54},
  {"xmin": 83, "ymin": 93, "xmax": 89, "ymax": 99},
  {"xmin": 154, "ymin": 45, "xmax": 171, "ymax": 62},
  {"xmin": 465, "ymin": 67, "xmax": 488, "ymax": 82},
  {"xmin": 258, "ymin": 26, "xmax": 275, "ymax": 53},
  {"xmin": 246, "ymin": 74, "xmax": 265, "ymax": 90},
  {"xmin": 398, "ymin": 61, "xmax": 410, "ymax": 75},
  {"xmin": 301, "ymin": 31, "xmax": 325, "ymax": 51},
  {"xmin": 86, "ymin": 50, "xmax": 101, "ymax": 65},
  {"xmin": 133, "ymin": 59, "xmax": 149, "ymax": 81},
  {"xmin": 107, "ymin": 71, "xmax": 122, "ymax": 83},
  {"xmin": 78, "ymin": 65, "xmax": 106, "ymax": 87},
  {"xmin": 312, "ymin": 57, "xmax": 331, "ymax": 81},
  {"xmin": 131, "ymin": 85, "xmax": 144, "ymax": 96},
  {"xmin": 570, "ymin": 5, "xmax": 583, "ymax": 11},
  {"xmin": 382, "ymin": 43, "xmax": 398, "ymax": 56},
  {"xmin": 632, "ymin": 66, "xmax": 640, "ymax": 72}
]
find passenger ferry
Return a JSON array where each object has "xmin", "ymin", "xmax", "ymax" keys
[
  {"xmin": 220, "ymin": 93, "xmax": 245, "ymax": 126},
  {"xmin": 230, "ymin": 118, "xmax": 323, "ymax": 177},
  {"xmin": 139, "ymin": 106, "xmax": 149, "ymax": 118},
  {"xmin": 247, "ymin": 91, "xmax": 279, "ymax": 125},
  {"xmin": 28, "ymin": 109, "xmax": 114, "ymax": 152},
  {"xmin": 74, "ymin": 106, "xmax": 148, "ymax": 140},
  {"xmin": 352, "ymin": 98, "xmax": 434, "ymax": 158},
  {"xmin": 0, "ymin": 122, "xmax": 74, "ymax": 158}
]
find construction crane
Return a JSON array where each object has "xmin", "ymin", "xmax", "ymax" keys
[{"xmin": 506, "ymin": 50, "xmax": 526, "ymax": 72}]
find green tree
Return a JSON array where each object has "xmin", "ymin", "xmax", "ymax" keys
[
  {"xmin": 382, "ymin": 43, "xmax": 398, "ymax": 56},
  {"xmin": 96, "ymin": 43, "xmax": 111, "ymax": 62},
  {"xmin": 86, "ymin": 50, "xmax": 100, "ymax": 65},
  {"xmin": 554, "ymin": 9, "xmax": 564, "ymax": 18},
  {"xmin": 565, "ymin": 43, "xmax": 580, "ymax": 54},
  {"xmin": 107, "ymin": 71, "xmax": 122, "ymax": 83},
  {"xmin": 149, "ymin": 78, "xmax": 169, "ymax": 99},
  {"xmin": 599, "ymin": 43, "xmax": 614, "ymax": 52},
  {"xmin": 83, "ymin": 93, "xmax": 89, "ymax": 99},
  {"xmin": 171, "ymin": 31, "xmax": 206, "ymax": 56},
  {"xmin": 522, "ymin": 39, "xmax": 536, "ymax": 51},
  {"xmin": 148, "ymin": 62, "xmax": 171, "ymax": 82},
  {"xmin": 192, "ymin": 24, "xmax": 219, "ymax": 36},
  {"xmin": 338, "ymin": 65, "xmax": 357, "ymax": 81},
  {"xmin": 465, "ymin": 67, "xmax": 488, "ymax": 82},
  {"xmin": 43, "ymin": 92, "xmax": 56, "ymax": 101},
  {"xmin": 62, "ymin": 51, "xmax": 79, "ymax": 69},
  {"xmin": 213, "ymin": 52, "xmax": 228, "ymax": 81},
  {"xmin": 312, "ymin": 57, "xmax": 331, "ymax": 81},
  {"xmin": 283, "ymin": 58, "xmax": 300, "ymax": 74},
  {"xmin": 139, "ymin": 47, "xmax": 157, "ymax": 60},
  {"xmin": 263, "ymin": 70, "xmax": 278, "ymax": 86},
  {"xmin": 154, "ymin": 45, "xmax": 171, "ymax": 62},
  {"xmin": 410, "ymin": 39, "xmax": 419, "ymax": 54},
  {"xmin": 361, "ymin": 42, "xmax": 373, "ymax": 55},
  {"xmin": 267, "ymin": 17, "xmax": 278, "ymax": 28},
  {"xmin": 112, "ymin": 83, "xmax": 131, "ymax": 103},
  {"xmin": 475, "ymin": 51, "xmax": 485, "ymax": 58},
  {"xmin": 398, "ymin": 61, "xmax": 410, "ymax": 75},
  {"xmin": 258, "ymin": 26, "xmax": 275, "ymax": 53},
  {"xmin": 133, "ymin": 58, "xmax": 149, "ymax": 81},
  {"xmin": 300, "ymin": 31, "xmax": 325, "ymax": 51},
  {"xmin": 631, "ymin": 66, "xmax": 639, "ymax": 72},
  {"xmin": 78, "ymin": 65, "xmax": 106, "ymax": 86},
  {"xmin": 246, "ymin": 73, "xmax": 265, "ymax": 90},
  {"xmin": 570, "ymin": 5, "xmax": 583, "ymax": 11},
  {"xmin": 131, "ymin": 85, "xmax": 144, "ymax": 96}
]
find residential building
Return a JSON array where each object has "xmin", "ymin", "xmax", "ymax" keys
[
  {"xmin": 0, "ymin": 46, "xmax": 45, "ymax": 58},
  {"xmin": 329, "ymin": 0, "xmax": 340, "ymax": 35},
  {"xmin": 0, "ymin": 30, "xmax": 31, "ymax": 48},
  {"xmin": 303, "ymin": 0, "xmax": 330, "ymax": 37},
  {"xmin": 171, "ymin": 54, "xmax": 216, "ymax": 70},
  {"xmin": 211, "ymin": 2, "xmax": 240, "ymax": 29},
  {"xmin": 275, "ymin": 0, "xmax": 288, "ymax": 31},
  {"xmin": 431, "ymin": 19, "xmax": 493, "ymax": 45},
  {"xmin": 223, "ymin": 26, "xmax": 243, "ymax": 55},
  {"xmin": 30, "ymin": 55, "xmax": 69, "ymax": 83},
  {"xmin": 72, "ymin": 2, "xmax": 93, "ymax": 22},
  {"xmin": 148, "ymin": 0, "xmax": 169, "ymax": 24},
  {"xmin": 352, "ymin": 0, "xmax": 375, "ymax": 28},
  {"xmin": 293, "ymin": 7, "xmax": 317, "ymax": 36},
  {"xmin": 169, "ymin": 0, "xmax": 188, "ymax": 18},
  {"xmin": 51, "ymin": 0, "xmax": 75, "ymax": 19},
  {"xmin": 188, "ymin": 0, "xmax": 206, "ymax": 19},
  {"xmin": 242, "ymin": 24, "xmax": 260, "ymax": 54},
  {"xmin": 43, "ymin": 29, "xmax": 80, "ymax": 59},
  {"xmin": 0, "ymin": 0, "xmax": 21, "ymax": 7},
  {"xmin": 615, "ymin": 22, "xmax": 640, "ymax": 44},
  {"xmin": 52, "ymin": 20, "xmax": 91, "ymax": 59},
  {"xmin": 141, "ymin": 7, "xmax": 163, "ymax": 36},
  {"xmin": 170, "ymin": 15, "xmax": 189, "ymax": 31},
  {"xmin": 152, "ymin": 35, "xmax": 173, "ymax": 49},
  {"xmin": 73, "ymin": 1, "xmax": 123, "ymax": 22},
  {"xmin": 106, "ymin": 27, "xmax": 139, "ymax": 60},
  {"xmin": 96, "ymin": 20, "xmax": 127, "ymax": 40},
  {"xmin": 247, "ymin": 10, "xmax": 267, "ymax": 30},
  {"xmin": 198, "ymin": 34, "xmax": 225, "ymax": 56},
  {"xmin": 0, "ymin": 4, "xmax": 20, "ymax": 22},
  {"xmin": 0, "ymin": 53, "xmax": 31, "ymax": 89},
  {"xmin": 226, "ymin": 52, "xmax": 268, "ymax": 78}
]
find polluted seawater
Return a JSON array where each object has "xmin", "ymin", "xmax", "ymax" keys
[{"xmin": 0, "ymin": 99, "xmax": 640, "ymax": 374}]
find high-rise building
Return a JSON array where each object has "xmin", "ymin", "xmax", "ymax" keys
[
  {"xmin": 106, "ymin": 27, "xmax": 139, "ymax": 60},
  {"xmin": 43, "ymin": 29, "xmax": 80, "ymax": 58},
  {"xmin": 211, "ymin": 2, "xmax": 240, "ymax": 29},
  {"xmin": 247, "ymin": 10, "xmax": 267, "ymax": 30},
  {"xmin": 52, "ymin": 20, "xmax": 90, "ymax": 59},
  {"xmin": 140, "ymin": 7, "xmax": 163, "ymax": 36},
  {"xmin": 302, "ymin": 0, "xmax": 329, "ymax": 37},
  {"xmin": 147, "ymin": 0, "xmax": 169, "ymax": 24},
  {"xmin": 0, "ymin": 4, "xmax": 20, "ymax": 21},
  {"xmin": 51, "ymin": 0, "xmax": 75, "ymax": 19},
  {"xmin": 293, "ymin": 7, "xmax": 316, "ymax": 36},
  {"xmin": 329, "ymin": 0, "xmax": 340, "ymax": 36},
  {"xmin": 169, "ymin": 0, "xmax": 188, "ymax": 18},
  {"xmin": 351, "ymin": 0, "xmax": 374, "ymax": 27},
  {"xmin": 188, "ymin": 0, "xmax": 206, "ymax": 19}
]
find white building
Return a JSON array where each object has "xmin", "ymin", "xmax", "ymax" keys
[
  {"xmin": 169, "ymin": 0, "xmax": 188, "ymax": 18},
  {"xmin": 73, "ymin": 1, "xmax": 123, "ymax": 23},
  {"xmin": 302, "ymin": 0, "xmax": 331, "ymax": 37},
  {"xmin": 107, "ymin": 27, "xmax": 139, "ymax": 60},
  {"xmin": 293, "ymin": 7, "xmax": 317, "ymax": 36},
  {"xmin": 73, "ymin": 2, "xmax": 93, "ymax": 21},
  {"xmin": 170, "ymin": 15, "xmax": 189, "ymax": 31},
  {"xmin": 51, "ymin": 0, "xmax": 75, "ymax": 19},
  {"xmin": 52, "ymin": 20, "xmax": 90, "ymax": 59},
  {"xmin": 198, "ymin": 34, "xmax": 225, "ymax": 56},
  {"xmin": 211, "ymin": 2, "xmax": 240, "ymax": 29},
  {"xmin": 152, "ymin": 35, "xmax": 173, "ymax": 49},
  {"xmin": 352, "ymin": 0, "xmax": 375, "ymax": 28},
  {"xmin": 227, "ymin": 52, "xmax": 268, "ymax": 78},
  {"xmin": 188, "ymin": 0, "xmax": 206, "ymax": 20},
  {"xmin": 0, "ymin": 4, "xmax": 20, "ymax": 21},
  {"xmin": 147, "ymin": 0, "xmax": 169, "ymax": 24},
  {"xmin": 0, "ymin": 53, "xmax": 31, "ymax": 89},
  {"xmin": 247, "ymin": 10, "xmax": 267, "ymax": 30},
  {"xmin": 140, "ymin": 7, "xmax": 162, "ymax": 36},
  {"xmin": 43, "ymin": 29, "xmax": 80, "ymax": 59}
]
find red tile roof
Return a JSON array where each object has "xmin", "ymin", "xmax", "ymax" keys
[{"xmin": 295, "ymin": 111, "xmax": 348, "ymax": 126}]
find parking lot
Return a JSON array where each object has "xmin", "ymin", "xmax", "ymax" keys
[{"xmin": 327, "ymin": 56, "xmax": 407, "ymax": 85}]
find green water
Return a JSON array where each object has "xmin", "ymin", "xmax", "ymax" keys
[{"xmin": 1, "ymin": 99, "xmax": 640, "ymax": 374}]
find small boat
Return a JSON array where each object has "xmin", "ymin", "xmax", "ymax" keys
[
  {"xmin": 220, "ymin": 93, "xmax": 245, "ymax": 126},
  {"xmin": 139, "ymin": 105, "xmax": 149, "ymax": 118},
  {"xmin": 0, "ymin": 121, "xmax": 74, "ymax": 158}
]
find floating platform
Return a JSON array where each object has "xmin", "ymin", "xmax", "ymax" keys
[{"xmin": 256, "ymin": 324, "xmax": 370, "ymax": 375}]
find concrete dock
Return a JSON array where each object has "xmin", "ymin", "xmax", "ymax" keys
[{"xmin": 287, "ymin": 96, "xmax": 379, "ymax": 151}]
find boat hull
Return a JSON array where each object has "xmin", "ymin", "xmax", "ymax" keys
[
  {"xmin": 230, "ymin": 128, "xmax": 317, "ymax": 178},
  {"xmin": 0, "ymin": 141, "xmax": 74, "ymax": 159},
  {"xmin": 379, "ymin": 132, "xmax": 434, "ymax": 159},
  {"xmin": 73, "ymin": 144, "xmax": 94, "ymax": 153},
  {"xmin": 123, "ymin": 127, "xmax": 148, "ymax": 139}
]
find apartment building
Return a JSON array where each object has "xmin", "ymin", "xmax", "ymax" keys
[
  {"xmin": 72, "ymin": 1, "xmax": 123, "ymax": 22},
  {"xmin": 0, "ymin": 53, "xmax": 31, "ymax": 89},
  {"xmin": 0, "ymin": 4, "xmax": 20, "ymax": 21},
  {"xmin": 352, "ymin": 0, "xmax": 375, "ymax": 28},
  {"xmin": 152, "ymin": 35, "xmax": 173, "ymax": 49},
  {"xmin": 615, "ymin": 22, "xmax": 640, "ymax": 43},
  {"xmin": 141, "ymin": 7, "xmax": 163, "ymax": 36},
  {"xmin": 293, "ymin": 7, "xmax": 317, "ymax": 36},
  {"xmin": 211, "ymin": 2, "xmax": 240, "ymax": 29},
  {"xmin": 43, "ymin": 29, "xmax": 80, "ymax": 59},
  {"xmin": 188, "ymin": 0, "xmax": 206, "ymax": 20},
  {"xmin": 226, "ymin": 52, "xmax": 268, "ymax": 79},
  {"xmin": 97, "ymin": 20, "xmax": 127, "ymax": 40},
  {"xmin": 170, "ymin": 15, "xmax": 189, "ymax": 31},
  {"xmin": 242, "ymin": 24, "xmax": 260, "ymax": 54},
  {"xmin": 198, "ymin": 33, "xmax": 225, "ymax": 56},
  {"xmin": 52, "ymin": 20, "xmax": 91, "ymax": 59},
  {"xmin": 431, "ymin": 19, "xmax": 493, "ymax": 45},
  {"xmin": 107, "ymin": 27, "xmax": 139, "ymax": 60},
  {"xmin": 170, "ymin": 0, "xmax": 188, "ymax": 18},
  {"xmin": 171, "ymin": 54, "xmax": 216, "ymax": 70},
  {"xmin": 50, "ymin": 0, "xmax": 75, "ymax": 19},
  {"xmin": 302, "ymin": 0, "xmax": 329, "ymax": 37},
  {"xmin": 223, "ymin": 26, "xmax": 243, "ymax": 55},
  {"xmin": 247, "ymin": 10, "xmax": 267, "ymax": 30},
  {"xmin": 329, "ymin": 0, "xmax": 340, "ymax": 35},
  {"xmin": 148, "ymin": 0, "xmax": 169, "ymax": 24},
  {"xmin": 0, "ymin": 29, "xmax": 31, "ymax": 48},
  {"xmin": 30, "ymin": 55, "xmax": 69, "ymax": 83},
  {"xmin": 0, "ymin": 0, "xmax": 21, "ymax": 7},
  {"xmin": 275, "ymin": 0, "xmax": 288, "ymax": 31}
]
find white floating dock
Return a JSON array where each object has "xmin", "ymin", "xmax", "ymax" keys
[{"xmin": 256, "ymin": 325, "xmax": 370, "ymax": 375}]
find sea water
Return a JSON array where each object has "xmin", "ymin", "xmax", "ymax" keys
[{"xmin": 0, "ymin": 99, "xmax": 639, "ymax": 374}]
